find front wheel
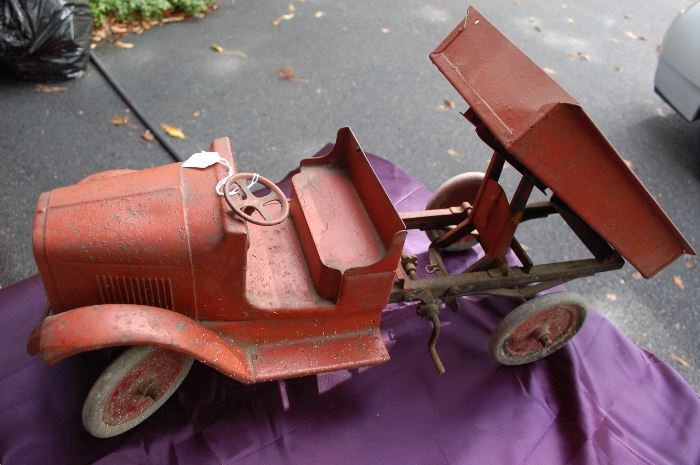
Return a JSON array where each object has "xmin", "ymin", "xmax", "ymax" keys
[
  {"xmin": 489, "ymin": 292, "xmax": 588, "ymax": 365},
  {"xmin": 82, "ymin": 345, "xmax": 194, "ymax": 438}
]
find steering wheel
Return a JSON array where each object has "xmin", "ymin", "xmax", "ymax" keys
[{"xmin": 223, "ymin": 173, "xmax": 290, "ymax": 226}]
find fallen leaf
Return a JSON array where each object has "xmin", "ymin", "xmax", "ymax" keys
[
  {"xmin": 161, "ymin": 123, "xmax": 186, "ymax": 139},
  {"xmin": 578, "ymin": 51, "xmax": 591, "ymax": 61},
  {"xmin": 141, "ymin": 129, "xmax": 155, "ymax": 142},
  {"xmin": 210, "ymin": 44, "xmax": 248, "ymax": 58},
  {"xmin": 625, "ymin": 31, "xmax": 638, "ymax": 40},
  {"xmin": 624, "ymin": 14, "xmax": 631, "ymax": 20},
  {"xmin": 631, "ymin": 272, "xmax": 642, "ymax": 280},
  {"xmin": 162, "ymin": 15, "xmax": 186, "ymax": 23},
  {"xmin": 34, "ymin": 84, "xmax": 67, "ymax": 93},
  {"xmin": 671, "ymin": 353, "xmax": 691, "ymax": 369},
  {"xmin": 566, "ymin": 17, "xmax": 574, "ymax": 24},
  {"xmin": 279, "ymin": 66, "xmax": 296, "ymax": 80},
  {"xmin": 111, "ymin": 24, "xmax": 128, "ymax": 34},
  {"xmin": 638, "ymin": 35, "xmax": 647, "ymax": 42},
  {"xmin": 673, "ymin": 275, "xmax": 685, "ymax": 290},
  {"xmin": 114, "ymin": 40, "xmax": 134, "ymax": 49},
  {"xmin": 447, "ymin": 148, "xmax": 461, "ymax": 158},
  {"xmin": 686, "ymin": 261, "xmax": 694, "ymax": 269},
  {"xmin": 436, "ymin": 99, "xmax": 456, "ymax": 111},
  {"xmin": 381, "ymin": 27, "xmax": 391, "ymax": 33},
  {"xmin": 623, "ymin": 159, "xmax": 635, "ymax": 170},
  {"xmin": 533, "ymin": 25, "xmax": 541, "ymax": 32},
  {"xmin": 273, "ymin": 6, "xmax": 296, "ymax": 27},
  {"xmin": 613, "ymin": 66, "xmax": 622, "ymax": 72},
  {"xmin": 192, "ymin": 109, "xmax": 202, "ymax": 118},
  {"xmin": 273, "ymin": 13, "xmax": 295, "ymax": 27},
  {"xmin": 112, "ymin": 115, "xmax": 129, "ymax": 126},
  {"xmin": 606, "ymin": 293, "xmax": 617, "ymax": 301},
  {"xmin": 78, "ymin": 110, "xmax": 85, "ymax": 115},
  {"xmin": 314, "ymin": 10, "xmax": 325, "ymax": 18},
  {"xmin": 543, "ymin": 67, "xmax": 556, "ymax": 75}
]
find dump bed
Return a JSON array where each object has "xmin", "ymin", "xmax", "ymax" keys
[{"xmin": 431, "ymin": 6, "xmax": 694, "ymax": 277}]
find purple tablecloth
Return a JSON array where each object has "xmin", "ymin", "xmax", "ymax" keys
[{"xmin": 1, "ymin": 150, "xmax": 698, "ymax": 465}]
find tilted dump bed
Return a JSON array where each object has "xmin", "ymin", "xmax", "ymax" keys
[{"xmin": 430, "ymin": 6, "xmax": 695, "ymax": 278}]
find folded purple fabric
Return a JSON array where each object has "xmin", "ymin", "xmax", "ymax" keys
[{"xmin": 1, "ymin": 150, "xmax": 698, "ymax": 465}]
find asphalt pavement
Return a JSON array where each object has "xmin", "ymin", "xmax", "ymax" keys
[{"xmin": 1, "ymin": 0, "xmax": 698, "ymax": 389}]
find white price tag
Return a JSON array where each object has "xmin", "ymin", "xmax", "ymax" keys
[{"xmin": 182, "ymin": 151, "xmax": 221, "ymax": 169}]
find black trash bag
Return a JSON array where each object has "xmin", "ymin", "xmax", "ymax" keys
[{"xmin": 0, "ymin": 0, "xmax": 92, "ymax": 81}]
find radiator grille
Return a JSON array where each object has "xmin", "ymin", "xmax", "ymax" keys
[{"xmin": 96, "ymin": 275, "xmax": 174, "ymax": 310}]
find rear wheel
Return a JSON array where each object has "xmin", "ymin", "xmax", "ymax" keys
[
  {"xmin": 82, "ymin": 345, "xmax": 194, "ymax": 438},
  {"xmin": 425, "ymin": 172, "xmax": 484, "ymax": 252},
  {"xmin": 489, "ymin": 292, "xmax": 588, "ymax": 365}
]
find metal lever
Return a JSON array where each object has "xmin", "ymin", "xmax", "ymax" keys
[
  {"xmin": 416, "ymin": 290, "xmax": 445, "ymax": 375},
  {"xmin": 428, "ymin": 313, "xmax": 445, "ymax": 375}
]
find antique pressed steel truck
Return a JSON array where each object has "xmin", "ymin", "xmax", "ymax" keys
[{"xmin": 27, "ymin": 8, "xmax": 694, "ymax": 437}]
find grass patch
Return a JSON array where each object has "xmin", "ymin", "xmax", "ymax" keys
[{"xmin": 89, "ymin": 0, "xmax": 215, "ymax": 27}]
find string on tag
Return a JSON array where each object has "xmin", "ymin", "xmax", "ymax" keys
[{"xmin": 213, "ymin": 159, "xmax": 259, "ymax": 196}]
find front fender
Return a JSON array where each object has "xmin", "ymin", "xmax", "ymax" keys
[{"xmin": 27, "ymin": 304, "xmax": 256, "ymax": 383}]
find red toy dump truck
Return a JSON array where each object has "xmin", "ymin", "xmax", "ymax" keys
[{"xmin": 27, "ymin": 7, "xmax": 694, "ymax": 437}]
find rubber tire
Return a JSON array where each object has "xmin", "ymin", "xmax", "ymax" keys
[
  {"xmin": 425, "ymin": 172, "xmax": 484, "ymax": 251},
  {"xmin": 82, "ymin": 345, "xmax": 194, "ymax": 438},
  {"xmin": 489, "ymin": 292, "xmax": 588, "ymax": 366}
]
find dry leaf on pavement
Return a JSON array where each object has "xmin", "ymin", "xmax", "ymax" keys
[
  {"xmin": 161, "ymin": 123, "xmax": 186, "ymax": 139},
  {"xmin": 112, "ymin": 115, "xmax": 129, "ymax": 126},
  {"xmin": 673, "ymin": 275, "xmax": 685, "ymax": 290},
  {"xmin": 34, "ymin": 84, "xmax": 67, "ymax": 93},
  {"xmin": 279, "ymin": 67, "xmax": 296, "ymax": 80},
  {"xmin": 141, "ymin": 129, "xmax": 155, "ymax": 142},
  {"xmin": 273, "ymin": 4, "xmax": 296, "ymax": 27},
  {"xmin": 162, "ymin": 15, "xmax": 186, "ymax": 23},
  {"xmin": 192, "ymin": 109, "xmax": 202, "ymax": 118},
  {"xmin": 671, "ymin": 353, "xmax": 691, "ymax": 368},
  {"xmin": 605, "ymin": 293, "xmax": 617, "ymax": 301},
  {"xmin": 210, "ymin": 44, "xmax": 248, "ymax": 58},
  {"xmin": 315, "ymin": 10, "xmax": 325, "ymax": 18},
  {"xmin": 113, "ymin": 40, "xmax": 134, "ymax": 49},
  {"xmin": 111, "ymin": 24, "xmax": 128, "ymax": 34},
  {"xmin": 447, "ymin": 148, "xmax": 461, "ymax": 158},
  {"xmin": 435, "ymin": 99, "xmax": 456, "ymax": 112}
]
